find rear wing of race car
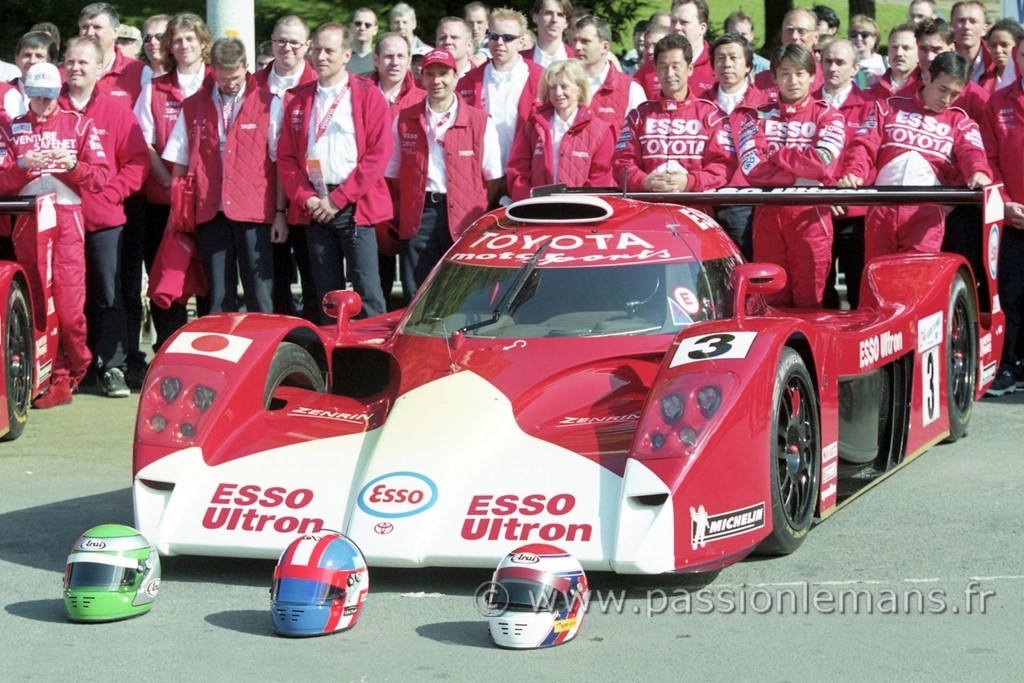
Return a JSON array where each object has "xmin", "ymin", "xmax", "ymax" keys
[
  {"xmin": 531, "ymin": 184, "xmax": 1003, "ymax": 293},
  {"xmin": 532, "ymin": 183, "xmax": 1006, "ymax": 389}
]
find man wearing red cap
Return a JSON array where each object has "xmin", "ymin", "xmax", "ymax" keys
[{"xmin": 386, "ymin": 49, "xmax": 503, "ymax": 299}]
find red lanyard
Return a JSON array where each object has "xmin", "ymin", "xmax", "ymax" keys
[{"xmin": 314, "ymin": 81, "xmax": 350, "ymax": 141}]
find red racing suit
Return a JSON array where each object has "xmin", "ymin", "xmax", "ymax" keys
[
  {"xmin": 612, "ymin": 92, "xmax": 736, "ymax": 192},
  {"xmin": 0, "ymin": 108, "xmax": 111, "ymax": 382},
  {"xmin": 733, "ymin": 95, "xmax": 846, "ymax": 307},
  {"xmin": 841, "ymin": 92, "xmax": 991, "ymax": 261}
]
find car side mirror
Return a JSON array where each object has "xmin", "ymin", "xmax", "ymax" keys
[
  {"xmin": 322, "ymin": 290, "xmax": 362, "ymax": 336},
  {"xmin": 732, "ymin": 263, "xmax": 787, "ymax": 319}
]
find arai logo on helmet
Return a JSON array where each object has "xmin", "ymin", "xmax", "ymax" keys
[
  {"xmin": 357, "ymin": 472, "xmax": 438, "ymax": 519},
  {"xmin": 510, "ymin": 552, "xmax": 539, "ymax": 565},
  {"xmin": 79, "ymin": 539, "xmax": 107, "ymax": 550}
]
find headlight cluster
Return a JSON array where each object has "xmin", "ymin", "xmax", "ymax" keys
[
  {"xmin": 633, "ymin": 372, "xmax": 739, "ymax": 458},
  {"xmin": 137, "ymin": 369, "xmax": 229, "ymax": 447}
]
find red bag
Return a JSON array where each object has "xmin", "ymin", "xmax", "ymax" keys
[
  {"xmin": 148, "ymin": 216, "xmax": 208, "ymax": 308},
  {"xmin": 169, "ymin": 174, "xmax": 197, "ymax": 234},
  {"xmin": 168, "ymin": 113, "xmax": 203, "ymax": 234}
]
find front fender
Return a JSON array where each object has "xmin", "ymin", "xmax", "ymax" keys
[
  {"xmin": 613, "ymin": 316, "xmax": 816, "ymax": 573},
  {"xmin": 133, "ymin": 313, "xmax": 326, "ymax": 473}
]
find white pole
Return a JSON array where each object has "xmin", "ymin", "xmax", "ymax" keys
[{"xmin": 207, "ymin": 0, "xmax": 256, "ymax": 70}]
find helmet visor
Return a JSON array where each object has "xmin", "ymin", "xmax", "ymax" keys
[
  {"xmin": 272, "ymin": 565, "xmax": 350, "ymax": 604},
  {"xmin": 65, "ymin": 554, "xmax": 142, "ymax": 590},
  {"xmin": 493, "ymin": 567, "xmax": 573, "ymax": 613}
]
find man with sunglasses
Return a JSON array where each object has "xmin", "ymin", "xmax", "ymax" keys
[
  {"xmin": 348, "ymin": 8, "xmax": 379, "ymax": 76},
  {"xmin": 456, "ymin": 7, "xmax": 543, "ymax": 183}
]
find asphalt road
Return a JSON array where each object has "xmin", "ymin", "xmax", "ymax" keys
[{"xmin": 2, "ymin": 386, "xmax": 1022, "ymax": 681}]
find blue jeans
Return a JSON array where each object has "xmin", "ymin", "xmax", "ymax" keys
[{"xmin": 306, "ymin": 204, "xmax": 385, "ymax": 321}]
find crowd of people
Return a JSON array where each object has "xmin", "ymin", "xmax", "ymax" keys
[{"xmin": 1, "ymin": 0, "xmax": 1023, "ymax": 408}]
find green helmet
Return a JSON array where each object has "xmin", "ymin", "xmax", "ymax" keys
[{"xmin": 64, "ymin": 524, "xmax": 161, "ymax": 622}]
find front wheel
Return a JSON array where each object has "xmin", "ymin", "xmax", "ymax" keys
[
  {"xmin": 264, "ymin": 342, "xmax": 325, "ymax": 409},
  {"xmin": 757, "ymin": 348, "xmax": 821, "ymax": 555},
  {"xmin": 944, "ymin": 273, "xmax": 976, "ymax": 442}
]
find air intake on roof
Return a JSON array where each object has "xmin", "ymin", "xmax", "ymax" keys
[{"xmin": 504, "ymin": 195, "xmax": 614, "ymax": 224}]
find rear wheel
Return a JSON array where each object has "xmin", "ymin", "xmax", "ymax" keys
[
  {"xmin": 264, "ymin": 342, "xmax": 325, "ymax": 409},
  {"xmin": 3, "ymin": 280, "xmax": 33, "ymax": 442},
  {"xmin": 758, "ymin": 348, "xmax": 820, "ymax": 555},
  {"xmin": 945, "ymin": 273, "xmax": 976, "ymax": 442}
]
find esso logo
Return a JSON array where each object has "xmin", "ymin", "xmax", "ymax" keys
[
  {"xmin": 357, "ymin": 471, "xmax": 438, "ymax": 519},
  {"xmin": 80, "ymin": 539, "xmax": 107, "ymax": 550},
  {"xmin": 510, "ymin": 552, "xmax": 540, "ymax": 564}
]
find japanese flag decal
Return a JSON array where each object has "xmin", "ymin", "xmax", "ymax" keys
[{"xmin": 164, "ymin": 332, "xmax": 253, "ymax": 363}]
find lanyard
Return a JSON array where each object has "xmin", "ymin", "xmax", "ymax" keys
[{"xmin": 314, "ymin": 81, "xmax": 350, "ymax": 141}]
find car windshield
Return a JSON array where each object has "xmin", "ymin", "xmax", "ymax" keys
[{"xmin": 401, "ymin": 257, "xmax": 739, "ymax": 339}]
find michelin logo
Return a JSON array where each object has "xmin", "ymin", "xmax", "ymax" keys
[{"xmin": 690, "ymin": 502, "xmax": 765, "ymax": 550}]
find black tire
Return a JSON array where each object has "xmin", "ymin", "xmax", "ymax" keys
[
  {"xmin": 263, "ymin": 342, "xmax": 325, "ymax": 409},
  {"xmin": 3, "ymin": 280, "xmax": 33, "ymax": 442},
  {"xmin": 757, "ymin": 348, "xmax": 821, "ymax": 555},
  {"xmin": 944, "ymin": 273, "xmax": 976, "ymax": 442}
]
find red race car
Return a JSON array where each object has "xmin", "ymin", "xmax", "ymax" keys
[
  {"xmin": 0, "ymin": 194, "xmax": 60, "ymax": 441},
  {"xmin": 133, "ymin": 187, "xmax": 1004, "ymax": 573}
]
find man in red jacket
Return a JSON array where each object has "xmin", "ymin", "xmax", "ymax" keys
[
  {"xmin": 838, "ymin": 52, "xmax": 992, "ymax": 261},
  {"xmin": 752, "ymin": 8, "xmax": 825, "ymax": 100},
  {"xmin": 613, "ymin": 34, "xmax": 736, "ymax": 194},
  {"xmin": 277, "ymin": 23, "xmax": 392, "ymax": 320},
  {"xmin": 523, "ymin": 0, "xmax": 575, "ymax": 67},
  {"xmin": 255, "ymin": 15, "xmax": 319, "ymax": 321},
  {"xmin": 386, "ymin": 49, "xmax": 503, "ymax": 299},
  {"xmin": 0, "ymin": 62, "xmax": 111, "ymax": 407},
  {"xmin": 60, "ymin": 37, "xmax": 149, "ymax": 397},
  {"xmin": 868, "ymin": 23, "xmax": 920, "ymax": 101},
  {"xmin": 456, "ymin": 8, "xmax": 544, "ymax": 176},
  {"xmin": 635, "ymin": 0, "xmax": 715, "ymax": 100},
  {"xmin": 162, "ymin": 37, "xmax": 285, "ymax": 315},
  {"xmin": 78, "ymin": 3, "xmax": 151, "ymax": 108},
  {"xmin": 572, "ymin": 15, "xmax": 646, "ymax": 140}
]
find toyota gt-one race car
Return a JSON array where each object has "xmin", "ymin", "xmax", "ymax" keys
[
  {"xmin": 132, "ymin": 187, "xmax": 1005, "ymax": 574},
  {"xmin": 1, "ymin": 194, "xmax": 59, "ymax": 441}
]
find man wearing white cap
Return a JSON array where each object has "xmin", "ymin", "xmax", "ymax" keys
[
  {"xmin": 0, "ymin": 62, "xmax": 111, "ymax": 408},
  {"xmin": 386, "ymin": 48, "xmax": 503, "ymax": 298}
]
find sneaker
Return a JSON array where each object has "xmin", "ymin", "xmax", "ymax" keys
[
  {"xmin": 126, "ymin": 364, "xmax": 148, "ymax": 391},
  {"xmin": 32, "ymin": 376, "xmax": 73, "ymax": 409},
  {"xmin": 986, "ymin": 368, "xmax": 1018, "ymax": 397},
  {"xmin": 99, "ymin": 367, "xmax": 131, "ymax": 398}
]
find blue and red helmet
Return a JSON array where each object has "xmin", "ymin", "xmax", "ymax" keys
[
  {"xmin": 270, "ymin": 531, "xmax": 368, "ymax": 637},
  {"xmin": 487, "ymin": 543, "xmax": 589, "ymax": 649}
]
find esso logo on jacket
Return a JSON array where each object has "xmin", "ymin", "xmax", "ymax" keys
[{"xmin": 357, "ymin": 471, "xmax": 438, "ymax": 518}]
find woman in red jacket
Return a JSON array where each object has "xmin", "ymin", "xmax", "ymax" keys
[{"xmin": 506, "ymin": 59, "xmax": 614, "ymax": 201}]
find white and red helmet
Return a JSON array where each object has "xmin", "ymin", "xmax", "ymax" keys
[
  {"xmin": 270, "ymin": 531, "xmax": 368, "ymax": 637},
  {"xmin": 486, "ymin": 544, "xmax": 588, "ymax": 649}
]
